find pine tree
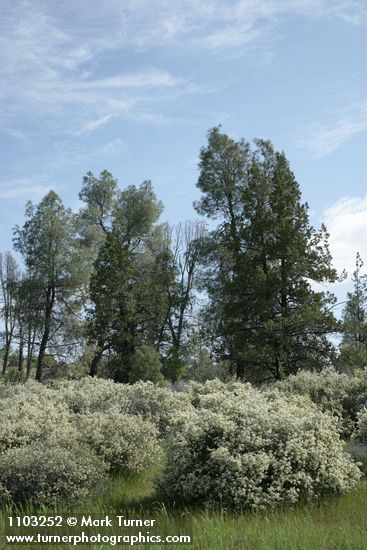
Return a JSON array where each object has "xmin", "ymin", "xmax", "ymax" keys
[
  {"xmin": 342, "ymin": 252, "xmax": 367, "ymax": 345},
  {"xmin": 196, "ymin": 128, "xmax": 339, "ymax": 382}
]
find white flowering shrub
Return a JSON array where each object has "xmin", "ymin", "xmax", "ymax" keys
[
  {"xmin": 53, "ymin": 377, "xmax": 125, "ymax": 413},
  {"xmin": 274, "ymin": 367, "xmax": 367, "ymax": 435},
  {"xmin": 75, "ymin": 410, "xmax": 161, "ymax": 474},
  {"xmin": 55, "ymin": 378, "xmax": 187, "ymax": 434},
  {"xmin": 0, "ymin": 376, "xmax": 362, "ymax": 510},
  {"xmin": 158, "ymin": 381, "xmax": 361, "ymax": 510},
  {"xmin": 120, "ymin": 382, "xmax": 190, "ymax": 434},
  {"xmin": 0, "ymin": 391, "xmax": 76, "ymax": 454},
  {"xmin": 0, "ymin": 443, "xmax": 106, "ymax": 506}
]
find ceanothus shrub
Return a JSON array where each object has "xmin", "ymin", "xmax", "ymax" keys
[
  {"xmin": 274, "ymin": 367, "xmax": 367, "ymax": 435},
  {"xmin": 53, "ymin": 377, "xmax": 126, "ymax": 414},
  {"xmin": 0, "ymin": 443, "xmax": 106, "ymax": 506},
  {"xmin": 158, "ymin": 381, "xmax": 360, "ymax": 510},
  {"xmin": 55, "ymin": 378, "xmax": 188, "ymax": 434},
  {"xmin": 75, "ymin": 410, "xmax": 161, "ymax": 474},
  {"xmin": 0, "ymin": 391, "xmax": 76, "ymax": 454}
]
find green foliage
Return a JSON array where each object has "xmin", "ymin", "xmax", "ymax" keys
[
  {"xmin": 0, "ymin": 251, "xmax": 20, "ymax": 375},
  {"xmin": 353, "ymin": 408, "xmax": 367, "ymax": 446},
  {"xmin": 128, "ymin": 345, "xmax": 164, "ymax": 383},
  {"xmin": 88, "ymin": 181, "xmax": 169, "ymax": 379},
  {"xmin": 337, "ymin": 342, "xmax": 367, "ymax": 373},
  {"xmin": 195, "ymin": 128, "xmax": 339, "ymax": 382},
  {"xmin": 341, "ymin": 252, "xmax": 367, "ymax": 346},
  {"xmin": 79, "ymin": 170, "xmax": 118, "ymax": 236},
  {"xmin": 163, "ymin": 347, "xmax": 188, "ymax": 382},
  {"xmin": 158, "ymin": 380, "xmax": 360, "ymax": 510},
  {"xmin": 188, "ymin": 347, "xmax": 231, "ymax": 382},
  {"xmin": 13, "ymin": 191, "xmax": 87, "ymax": 380}
]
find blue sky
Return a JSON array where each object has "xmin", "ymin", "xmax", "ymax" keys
[{"xmin": 1, "ymin": 0, "xmax": 367, "ymax": 301}]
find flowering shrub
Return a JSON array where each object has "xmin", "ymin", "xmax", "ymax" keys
[
  {"xmin": 120, "ymin": 382, "xmax": 190, "ymax": 434},
  {"xmin": 53, "ymin": 377, "xmax": 125, "ymax": 413},
  {"xmin": 0, "ymin": 376, "xmax": 362, "ymax": 509},
  {"xmin": 0, "ymin": 391, "xmax": 76, "ymax": 454},
  {"xmin": 274, "ymin": 367, "xmax": 367, "ymax": 435},
  {"xmin": 0, "ymin": 378, "xmax": 166, "ymax": 504},
  {"xmin": 55, "ymin": 378, "xmax": 187, "ymax": 434},
  {"xmin": 76, "ymin": 410, "xmax": 161, "ymax": 474},
  {"xmin": 158, "ymin": 381, "xmax": 361, "ymax": 510},
  {"xmin": 0, "ymin": 443, "xmax": 106, "ymax": 506}
]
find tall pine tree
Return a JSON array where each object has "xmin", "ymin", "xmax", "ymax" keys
[{"xmin": 196, "ymin": 128, "xmax": 339, "ymax": 382}]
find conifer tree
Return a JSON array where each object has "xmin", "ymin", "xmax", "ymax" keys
[
  {"xmin": 196, "ymin": 128, "xmax": 339, "ymax": 382},
  {"xmin": 341, "ymin": 252, "xmax": 367, "ymax": 346}
]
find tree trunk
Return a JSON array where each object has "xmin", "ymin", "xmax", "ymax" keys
[
  {"xmin": 2, "ymin": 346, "xmax": 9, "ymax": 375},
  {"xmin": 89, "ymin": 340, "xmax": 105, "ymax": 377},
  {"xmin": 36, "ymin": 286, "xmax": 55, "ymax": 382},
  {"xmin": 236, "ymin": 358, "xmax": 245, "ymax": 379},
  {"xmin": 26, "ymin": 330, "xmax": 36, "ymax": 380},
  {"xmin": 17, "ymin": 326, "xmax": 24, "ymax": 372}
]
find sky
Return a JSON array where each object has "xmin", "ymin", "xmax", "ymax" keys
[{"xmin": 1, "ymin": 0, "xmax": 367, "ymax": 306}]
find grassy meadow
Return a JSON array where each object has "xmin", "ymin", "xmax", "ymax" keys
[{"xmin": 1, "ymin": 459, "xmax": 367, "ymax": 550}]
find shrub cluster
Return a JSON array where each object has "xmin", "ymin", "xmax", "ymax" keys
[
  {"xmin": 275, "ymin": 367, "xmax": 367, "ymax": 435},
  {"xmin": 0, "ymin": 379, "xmax": 163, "ymax": 506},
  {"xmin": 0, "ymin": 375, "xmax": 362, "ymax": 510},
  {"xmin": 75, "ymin": 410, "xmax": 161, "ymax": 474},
  {"xmin": 0, "ymin": 443, "xmax": 106, "ymax": 506},
  {"xmin": 54, "ymin": 377, "xmax": 188, "ymax": 434},
  {"xmin": 158, "ymin": 380, "xmax": 361, "ymax": 511}
]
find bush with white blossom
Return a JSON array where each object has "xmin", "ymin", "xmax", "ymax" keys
[
  {"xmin": 0, "ymin": 443, "xmax": 106, "ymax": 506},
  {"xmin": 54, "ymin": 377, "xmax": 188, "ymax": 434},
  {"xmin": 75, "ymin": 410, "xmax": 161, "ymax": 474},
  {"xmin": 0, "ymin": 389, "xmax": 76, "ymax": 454},
  {"xmin": 158, "ymin": 380, "xmax": 361, "ymax": 510},
  {"xmin": 275, "ymin": 367, "xmax": 367, "ymax": 435},
  {"xmin": 0, "ymin": 376, "xmax": 362, "ymax": 509},
  {"xmin": 352, "ymin": 407, "xmax": 367, "ymax": 446}
]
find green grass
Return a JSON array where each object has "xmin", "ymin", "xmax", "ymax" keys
[{"xmin": 2, "ymin": 467, "xmax": 367, "ymax": 549}]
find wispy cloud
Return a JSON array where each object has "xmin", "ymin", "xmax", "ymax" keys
[
  {"xmin": 99, "ymin": 0, "xmax": 367, "ymax": 50},
  {"xmin": 297, "ymin": 101, "xmax": 367, "ymax": 157},
  {"xmin": 97, "ymin": 139, "xmax": 126, "ymax": 157},
  {"xmin": 0, "ymin": 179, "xmax": 54, "ymax": 201},
  {"xmin": 0, "ymin": 2, "xmax": 190, "ymax": 137},
  {"xmin": 76, "ymin": 70, "xmax": 182, "ymax": 90},
  {"xmin": 1, "ymin": 0, "xmax": 366, "ymax": 142},
  {"xmin": 77, "ymin": 115, "xmax": 113, "ymax": 136}
]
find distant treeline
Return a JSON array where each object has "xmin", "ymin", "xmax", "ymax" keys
[{"xmin": 1, "ymin": 127, "xmax": 366, "ymax": 383}]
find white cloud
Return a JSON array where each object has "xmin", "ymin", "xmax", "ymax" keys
[
  {"xmin": 0, "ymin": 179, "xmax": 54, "ymax": 201},
  {"xmin": 1, "ymin": 0, "xmax": 366, "ymax": 139},
  {"xmin": 299, "ymin": 102, "xmax": 367, "ymax": 157},
  {"xmin": 77, "ymin": 115, "xmax": 113, "ymax": 135},
  {"xmin": 76, "ymin": 70, "xmax": 182, "ymax": 90},
  {"xmin": 322, "ymin": 195, "xmax": 367, "ymax": 275},
  {"xmin": 98, "ymin": 139, "xmax": 126, "ymax": 157}
]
